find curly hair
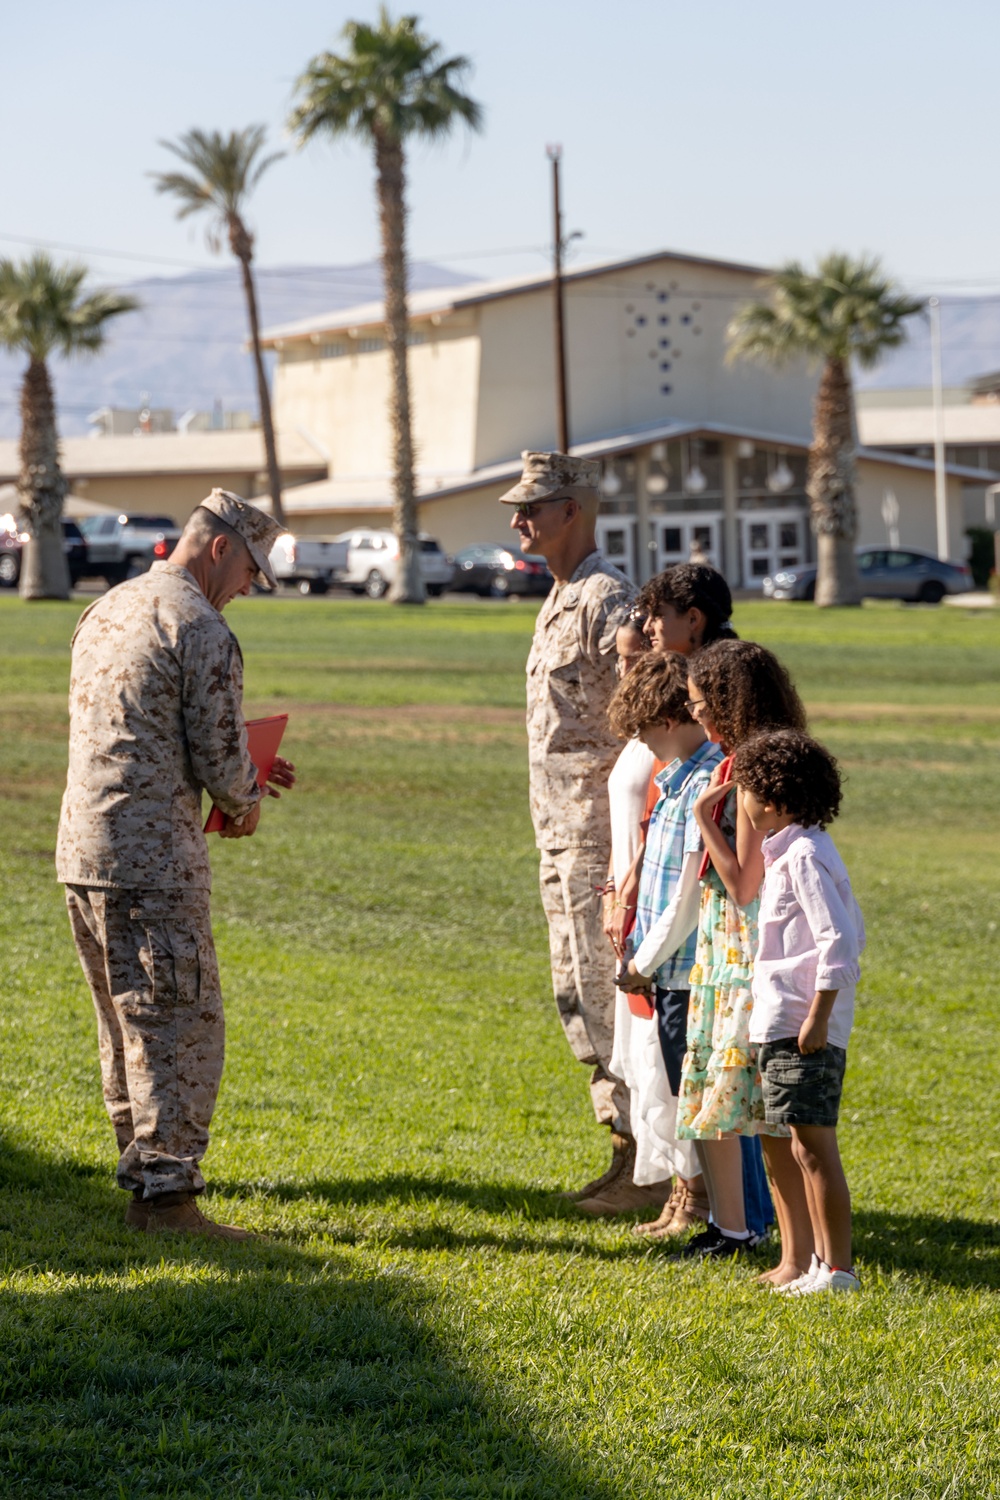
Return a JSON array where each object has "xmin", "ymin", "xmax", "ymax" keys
[
  {"xmin": 688, "ymin": 638, "xmax": 806, "ymax": 749},
  {"xmin": 608, "ymin": 651, "xmax": 692, "ymax": 740},
  {"xmin": 636, "ymin": 563, "xmax": 737, "ymax": 645},
  {"xmin": 731, "ymin": 730, "xmax": 843, "ymax": 829}
]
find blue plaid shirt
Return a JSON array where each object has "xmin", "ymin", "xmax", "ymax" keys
[{"xmin": 632, "ymin": 741, "xmax": 723, "ymax": 987}]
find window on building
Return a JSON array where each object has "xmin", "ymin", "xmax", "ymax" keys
[
  {"xmin": 357, "ymin": 337, "xmax": 385, "ymax": 353},
  {"xmin": 320, "ymin": 342, "xmax": 347, "ymax": 358}
]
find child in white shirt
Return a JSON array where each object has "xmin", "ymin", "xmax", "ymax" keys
[{"xmin": 731, "ymin": 729, "xmax": 866, "ymax": 1294}]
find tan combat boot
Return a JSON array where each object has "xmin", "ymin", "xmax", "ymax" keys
[
  {"xmin": 144, "ymin": 1192, "xmax": 252, "ymax": 1241},
  {"xmin": 633, "ymin": 1179, "xmax": 710, "ymax": 1239},
  {"xmin": 574, "ymin": 1171, "xmax": 672, "ymax": 1218},
  {"xmin": 124, "ymin": 1189, "xmax": 151, "ymax": 1231},
  {"xmin": 561, "ymin": 1132, "xmax": 636, "ymax": 1202},
  {"xmin": 632, "ymin": 1179, "xmax": 683, "ymax": 1237}
]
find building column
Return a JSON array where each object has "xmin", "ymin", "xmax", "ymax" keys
[
  {"xmin": 635, "ymin": 449, "xmax": 653, "ymax": 585},
  {"xmin": 722, "ymin": 439, "xmax": 740, "ymax": 587}
]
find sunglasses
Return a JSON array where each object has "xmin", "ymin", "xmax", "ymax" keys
[{"xmin": 512, "ymin": 495, "xmax": 573, "ymax": 519}]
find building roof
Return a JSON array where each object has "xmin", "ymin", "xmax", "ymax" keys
[
  {"xmin": 271, "ymin": 421, "xmax": 994, "ymax": 518},
  {"xmin": 858, "ymin": 402, "xmax": 1000, "ymax": 449},
  {"xmin": 259, "ymin": 248, "xmax": 772, "ymax": 347},
  {"xmin": 0, "ymin": 428, "xmax": 328, "ymax": 484}
]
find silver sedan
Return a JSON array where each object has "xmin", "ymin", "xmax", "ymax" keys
[{"xmin": 763, "ymin": 547, "xmax": 973, "ymax": 603}]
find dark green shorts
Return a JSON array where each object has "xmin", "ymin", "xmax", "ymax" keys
[{"xmin": 757, "ymin": 1039, "xmax": 847, "ymax": 1127}]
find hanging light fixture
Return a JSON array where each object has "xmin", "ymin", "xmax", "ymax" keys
[
  {"xmin": 766, "ymin": 453, "xmax": 795, "ymax": 494},
  {"xmin": 646, "ymin": 470, "xmax": 668, "ymax": 495},
  {"xmin": 683, "ymin": 440, "xmax": 707, "ymax": 494},
  {"xmin": 602, "ymin": 461, "xmax": 622, "ymax": 497}
]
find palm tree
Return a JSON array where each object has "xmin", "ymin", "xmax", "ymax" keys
[
  {"xmin": 728, "ymin": 252, "xmax": 925, "ymax": 607},
  {"xmin": 289, "ymin": 10, "xmax": 482, "ymax": 603},
  {"xmin": 0, "ymin": 254, "xmax": 137, "ymax": 600},
  {"xmin": 150, "ymin": 126, "xmax": 287, "ymax": 527}
]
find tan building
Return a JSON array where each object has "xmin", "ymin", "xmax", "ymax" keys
[
  {"xmin": 260, "ymin": 250, "xmax": 981, "ymax": 587},
  {"xmin": 0, "ymin": 430, "xmax": 327, "ymax": 525},
  {"xmin": 857, "ymin": 379, "xmax": 1000, "ymax": 531}
]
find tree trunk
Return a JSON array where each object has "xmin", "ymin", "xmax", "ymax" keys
[
  {"xmin": 375, "ymin": 134, "xmax": 424, "ymax": 605},
  {"xmin": 18, "ymin": 356, "xmax": 69, "ymax": 600},
  {"xmin": 231, "ymin": 220, "xmax": 286, "ymax": 528},
  {"xmin": 807, "ymin": 356, "xmax": 861, "ymax": 607}
]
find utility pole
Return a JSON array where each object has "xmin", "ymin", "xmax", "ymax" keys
[{"xmin": 546, "ymin": 144, "xmax": 570, "ymax": 452}]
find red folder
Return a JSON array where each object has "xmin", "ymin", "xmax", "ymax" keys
[
  {"xmin": 698, "ymin": 753, "xmax": 734, "ymax": 880},
  {"xmin": 204, "ymin": 713, "xmax": 288, "ymax": 834}
]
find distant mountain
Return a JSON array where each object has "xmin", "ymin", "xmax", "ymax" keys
[
  {"xmin": 856, "ymin": 295, "xmax": 1000, "ymax": 391},
  {"xmin": 0, "ymin": 260, "xmax": 475, "ymax": 440}
]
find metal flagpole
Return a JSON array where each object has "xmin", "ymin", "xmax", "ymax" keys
[{"xmin": 929, "ymin": 296, "xmax": 950, "ymax": 559}]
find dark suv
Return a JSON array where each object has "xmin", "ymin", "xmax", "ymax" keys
[{"xmin": 0, "ymin": 518, "xmax": 90, "ymax": 588}]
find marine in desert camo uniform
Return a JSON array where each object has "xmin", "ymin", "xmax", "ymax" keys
[
  {"xmin": 501, "ymin": 452, "xmax": 636, "ymax": 1167},
  {"xmin": 56, "ymin": 489, "xmax": 288, "ymax": 1238}
]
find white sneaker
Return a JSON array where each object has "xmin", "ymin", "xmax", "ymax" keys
[
  {"xmin": 774, "ymin": 1254, "xmax": 822, "ymax": 1295},
  {"xmin": 795, "ymin": 1264, "xmax": 862, "ymax": 1296},
  {"xmin": 786, "ymin": 1258, "xmax": 833, "ymax": 1296},
  {"xmin": 827, "ymin": 1268, "xmax": 862, "ymax": 1293}
]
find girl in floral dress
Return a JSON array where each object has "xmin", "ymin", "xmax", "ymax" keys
[{"xmin": 675, "ymin": 640, "xmax": 813, "ymax": 1277}]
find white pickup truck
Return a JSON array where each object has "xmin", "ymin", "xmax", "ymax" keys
[{"xmin": 269, "ymin": 533, "xmax": 350, "ymax": 595}]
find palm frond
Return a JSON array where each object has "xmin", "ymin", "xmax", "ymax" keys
[
  {"xmin": 149, "ymin": 125, "xmax": 282, "ymax": 253},
  {"xmin": 288, "ymin": 11, "xmax": 482, "ymax": 149},
  {"xmin": 727, "ymin": 251, "xmax": 926, "ymax": 372},
  {"xmin": 0, "ymin": 253, "xmax": 138, "ymax": 361}
]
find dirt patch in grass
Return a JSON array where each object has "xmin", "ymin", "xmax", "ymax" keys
[
  {"xmin": 808, "ymin": 702, "xmax": 1000, "ymax": 721},
  {"xmin": 267, "ymin": 702, "xmax": 526, "ymax": 744}
]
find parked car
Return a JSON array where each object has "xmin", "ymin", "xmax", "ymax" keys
[
  {"xmin": 449, "ymin": 542, "xmax": 553, "ymax": 598},
  {"xmin": 763, "ymin": 547, "xmax": 973, "ymax": 603},
  {"xmin": 336, "ymin": 529, "xmax": 453, "ymax": 598},
  {"xmin": 0, "ymin": 517, "xmax": 90, "ymax": 588},
  {"xmin": 77, "ymin": 512, "xmax": 181, "ymax": 587},
  {"xmin": 269, "ymin": 532, "xmax": 350, "ymax": 594}
]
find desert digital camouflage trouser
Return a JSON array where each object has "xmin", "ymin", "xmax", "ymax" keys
[
  {"xmin": 538, "ymin": 847, "xmax": 630, "ymax": 1135},
  {"xmin": 65, "ymin": 886, "xmax": 224, "ymax": 1198}
]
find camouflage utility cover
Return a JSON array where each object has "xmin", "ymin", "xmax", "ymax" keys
[
  {"xmin": 56, "ymin": 562, "xmax": 261, "ymax": 891},
  {"xmin": 499, "ymin": 450, "xmax": 601, "ymax": 507},
  {"xmin": 526, "ymin": 550, "xmax": 637, "ymax": 849},
  {"xmin": 200, "ymin": 487, "xmax": 283, "ymax": 591}
]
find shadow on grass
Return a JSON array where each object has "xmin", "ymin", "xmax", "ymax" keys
[
  {"xmin": 853, "ymin": 1207, "xmax": 1000, "ymax": 1289},
  {"xmin": 216, "ymin": 1174, "xmax": 1000, "ymax": 1284},
  {"xmin": 0, "ymin": 1135, "xmax": 619, "ymax": 1499}
]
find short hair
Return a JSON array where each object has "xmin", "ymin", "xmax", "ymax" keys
[
  {"xmin": 637, "ymin": 564, "xmax": 737, "ymax": 645},
  {"xmin": 731, "ymin": 729, "xmax": 843, "ymax": 829},
  {"xmin": 181, "ymin": 505, "xmax": 249, "ymax": 555},
  {"xmin": 608, "ymin": 651, "xmax": 692, "ymax": 739},
  {"xmin": 688, "ymin": 638, "xmax": 806, "ymax": 749}
]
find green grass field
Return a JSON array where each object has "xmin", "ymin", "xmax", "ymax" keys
[{"xmin": 2, "ymin": 593, "xmax": 1000, "ymax": 1498}]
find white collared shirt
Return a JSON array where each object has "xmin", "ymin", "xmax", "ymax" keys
[{"xmin": 748, "ymin": 823, "xmax": 865, "ymax": 1049}]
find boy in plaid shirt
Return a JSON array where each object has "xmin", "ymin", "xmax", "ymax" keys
[{"xmin": 607, "ymin": 653, "xmax": 722, "ymax": 1236}]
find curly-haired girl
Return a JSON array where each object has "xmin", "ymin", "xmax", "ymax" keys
[
  {"xmin": 674, "ymin": 640, "xmax": 808, "ymax": 1266},
  {"xmin": 637, "ymin": 563, "xmax": 737, "ymax": 656},
  {"xmin": 731, "ymin": 730, "xmax": 865, "ymax": 1294}
]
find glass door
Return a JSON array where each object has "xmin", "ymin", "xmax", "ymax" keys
[
  {"xmin": 596, "ymin": 517, "xmax": 637, "ymax": 580},
  {"xmin": 653, "ymin": 515, "xmax": 722, "ymax": 575},
  {"xmin": 741, "ymin": 511, "xmax": 807, "ymax": 588}
]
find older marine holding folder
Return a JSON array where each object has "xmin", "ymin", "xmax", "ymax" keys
[{"xmin": 56, "ymin": 489, "xmax": 294, "ymax": 1240}]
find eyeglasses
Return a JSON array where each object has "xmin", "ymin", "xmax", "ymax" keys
[
  {"xmin": 685, "ymin": 697, "xmax": 706, "ymax": 712},
  {"xmin": 627, "ymin": 605, "xmax": 648, "ymax": 627},
  {"xmin": 512, "ymin": 495, "xmax": 571, "ymax": 519}
]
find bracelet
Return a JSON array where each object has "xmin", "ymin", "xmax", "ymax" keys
[
  {"xmin": 594, "ymin": 881, "xmax": 617, "ymax": 897},
  {"xmin": 613, "ymin": 901, "xmax": 637, "ymax": 911}
]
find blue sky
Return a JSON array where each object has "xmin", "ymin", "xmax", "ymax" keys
[{"xmin": 4, "ymin": 0, "xmax": 999, "ymax": 294}]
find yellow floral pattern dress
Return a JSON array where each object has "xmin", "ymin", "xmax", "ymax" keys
[{"xmin": 676, "ymin": 790, "xmax": 788, "ymax": 1140}]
